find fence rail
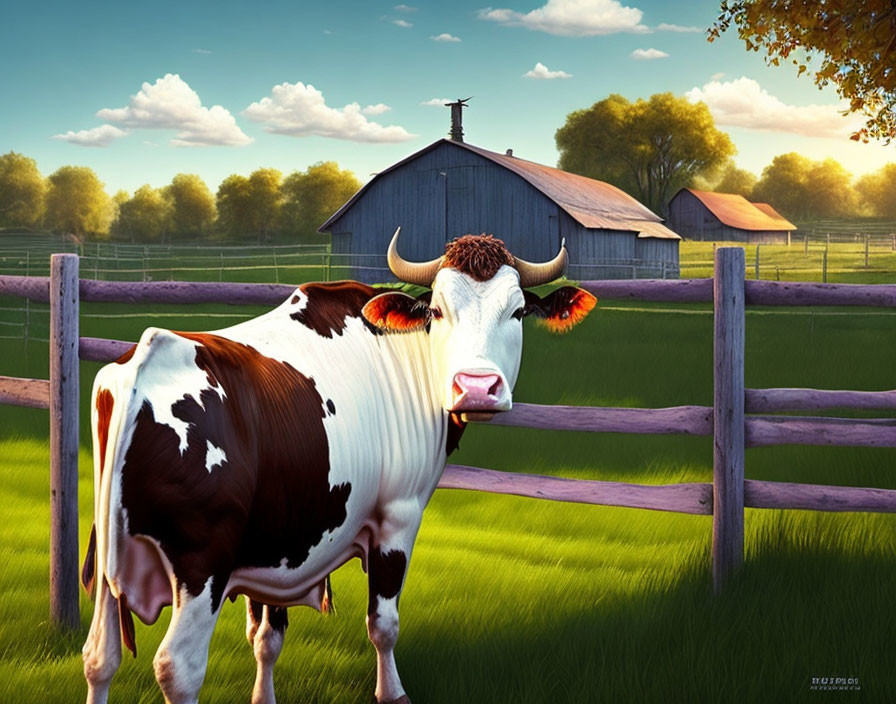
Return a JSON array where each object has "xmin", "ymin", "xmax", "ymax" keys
[{"xmin": 0, "ymin": 250, "xmax": 895, "ymax": 629}]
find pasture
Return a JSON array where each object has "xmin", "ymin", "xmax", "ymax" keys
[{"xmin": 1, "ymin": 287, "xmax": 894, "ymax": 701}]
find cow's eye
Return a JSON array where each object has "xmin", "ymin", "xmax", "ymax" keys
[
  {"xmin": 431, "ymin": 307, "xmax": 443, "ymax": 320},
  {"xmin": 511, "ymin": 307, "xmax": 525, "ymax": 320}
]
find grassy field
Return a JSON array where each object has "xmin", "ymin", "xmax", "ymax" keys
[{"xmin": 1, "ymin": 291, "xmax": 895, "ymax": 701}]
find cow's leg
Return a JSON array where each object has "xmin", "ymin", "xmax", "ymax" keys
[
  {"xmin": 83, "ymin": 578, "xmax": 122, "ymax": 704},
  {"xmin": 245, "ymin": 598, "xmax": 288, "ymax": 704},
  {"xmin": 153, "ymin": 582, "xmax": 220, "ymax": 704},
  {"xmin": 367, "ymin": 506, "xmax": 421, "ymax": 704}
]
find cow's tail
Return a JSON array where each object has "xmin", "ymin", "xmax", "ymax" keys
[{"xmin": 82, "ymin": 353, "xmax": 140, "ymax": 657}]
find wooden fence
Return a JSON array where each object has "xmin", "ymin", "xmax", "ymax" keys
[{"xmin": 1, "ymin": 249, "xmax": 895, "ymax": 630}]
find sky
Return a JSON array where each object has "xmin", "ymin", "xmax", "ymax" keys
[{"xmin": 2, "ymin": 0, "xmax": 894, "ymax": 195}]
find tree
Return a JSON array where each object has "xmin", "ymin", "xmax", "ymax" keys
[
  {"xmin": 114, "ymin": 185, "xmax": 174, "ymax": 241},
  {"xmin": 44, "ymin": 166, "xmax": 113, "ymax": 238},
  {"xmin": 855, "ymin": 164, "xmax": 896, "ymax": 218},
  {"xmin": 555, "ymin": 93, "xmax": 734, "ymax": 216},
  {"xmin": 164, "ymin": 173, "xmax": 216, "ymax": 239},
  {"xmin": 711, "ymin": 1, "xmax": 896, "ymax": 142},
  {"xmin": 280, "ymin": 161, "xmax": 361, "ymax": 241},
  {"xmin": 216, "ymin": 175, "xmax": 253, "ymax": 238},
  {"xmin": 712, "ymin": 160, "xmax": 758, "ymax": 198},
  {"xmin": 752, "ymin": 153, "xmax": 856, "ymax": 221},
  {"xmin": 247, "ymin": 168, "xmax": 283, "ymax": 243},
  {"xmin": 0, "ymin": 152, "xmax": 46, "ymax": 229}
]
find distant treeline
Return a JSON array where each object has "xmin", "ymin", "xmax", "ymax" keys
[{"xmin": 0, "ymin": 152, "xmax": 361, "ymax": 243}]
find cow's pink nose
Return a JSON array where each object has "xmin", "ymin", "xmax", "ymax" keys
[{"xmin": 451, "ymin": 372, "xmax": 504, "ymax": 411}]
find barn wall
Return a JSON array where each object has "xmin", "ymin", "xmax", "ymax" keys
[{"xmin": 331, "ymin": 143, "xmax": 562, "ymax": 282}]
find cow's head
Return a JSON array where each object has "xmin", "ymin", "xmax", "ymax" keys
[{"xmin": 362, "ymin": 229, "xmax": 596, "ymax": 415}]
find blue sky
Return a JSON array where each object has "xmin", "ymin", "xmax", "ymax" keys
[{"xmin": 2, "ymin": 0, "xmax": 893, "ymax": 195}]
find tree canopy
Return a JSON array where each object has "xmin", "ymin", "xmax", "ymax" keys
[
  {"xmin": 44, "ymin": 166, "xmax": 113, "ymax": 238},
  {"xmin": 165, "ymin": 174, "xmax": 216, "ymax": 238},
  {"xmin": 751, "ymin": 153, "xmax": 856, "ymax": 220},
  {"xmin": 0, "ymin": 151, "xmax": 46, "ymax": 229},
  {"xmin": 712, "ymin": 161, "xmax": 758, "ymax": 198},
  {"xmin": 114, "ymin": 185, "xmax": 173, "ymax": 241},
  {"xmin": 280, "ymin": 161, "xmax": 361, "ymax": 241},
  {"xmin": 555, "ymin": 93, "xmax": 734, "ymax": 216},
  {"xmin": 711, "ymin": 1, "xmax": 896, "ymax": 142},
  {"xmin": 855, "ymin": 163, "xmax": 896, "ymax": 218}
]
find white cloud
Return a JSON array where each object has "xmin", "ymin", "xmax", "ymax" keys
[
  {"xmin": 193, "ymin": 48, "xmax": 213, "ymax": 54},
  {"xmin": 362, "ymin": 103, "xmax": 391, "ymax": 115},
  {"xmin": 244, "ymin": 82, "xmax": 416, "ymax": 143},
  {"xmin": 685, "ymin": 77, "xmax": 863, "ymax": 139},
  {"xmin": 393, "ymin": 19, "xmax": 413, "ymax": 27},
  {"xmin": 395, "ymin": 4, "xmax": 417, "ymax": 10},
  {"xmin": 656, "ymin": 22, "xmax": 700, "ymax": 32},
  {"xmin": 431, "ymin": 32, "xmax": 462, "ymax": 42},
  {"xmin": 52, "ymin": 124, "xmax": 128, "ymax": 147},
  {"xmin": 478, "ymin": 0, "xmax": 648, "ymax": 36},
  {"xmin": 631, "ymin": 48, "xmax": 669, "ymax": 60},
  {"xmin": 523, "ymin": 62, "xmax": 572, "ymax": 79},
  {"xmin": 421, "ymin": 97, "xmax": 451, "ymax": 106},
  {"xmin": 97, "ymin": 74, "xmax": 251, "ymax": 147}
]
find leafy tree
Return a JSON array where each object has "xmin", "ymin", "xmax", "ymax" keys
[
  {"xmin": 711, "ymin": 1, "xmax": 896, "ymax": 142},
  {"xmin": 0, "ymin": 152, "xmax": 46, "ymax": 229},
  {"xmin": 752, "ymin": 153, "xmax": 856, "ymax": 220},
  {"xmin": 114, "ymin": 185, "xmax": 173, "ymax": 241},
  {"xmin": 280, "ymin": 161, "xmax": 361, "ymax": 241},
  {"xmin": 855, "ymin": 164, "xmax": 896, "ymax": 218},
  {"xmin": 216, "ymin": 175, "xmax": 253, "ymax": 238},
  {"xmin": 44, "ymin": 166, "xmax": 113, "ymax": 238},
  {"xmin": 247, "ymin": 168, "xmax": 283, "ymax": 243},
  {"xmin": 164, "ymin": 173, "xmax": 216, "ymax": 239},
  {"xmin": 712, "ymin": 161, "xmax": 758, "ymax": 198},
  {"xmin": 555, "ymin": 93, "xmax": 734, "ymax": 216}
]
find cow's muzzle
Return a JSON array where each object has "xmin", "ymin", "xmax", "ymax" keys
[{"xmin": 449, "ymin": 370, "xmax": 510, "ymax": 413}]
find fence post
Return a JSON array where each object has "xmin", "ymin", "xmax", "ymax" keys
[
  {"xmin": 713, "ymin": 247, "xmax": 745, "ymax": 594},
  {"xmin": 822, "ymin": 247, "xmax": 828, "ymax": 283},
  {"xmin": 49, "ymin": 253, "xmax": 80, "ymax": 629},
  {"xmin": 754, "ymin": 244, "xmax": 761, "ymax": 280},
  {"xmin": 804, "ymin": 235, "xmax": 809, "ymax": 255},
  {"xmin": 864, "ymin": 235, "xmax": 870, "ymax": 269}
]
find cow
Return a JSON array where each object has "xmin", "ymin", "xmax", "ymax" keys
[{"xmin": 81, "ymin": 230, "xmax": 596, "ymax": 704}]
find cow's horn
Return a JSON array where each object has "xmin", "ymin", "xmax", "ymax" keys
[
  {"xmin": 387, "ymin": 227, "xmax": 443, "ymax": 286},
  {"xmin": 514, "ymin": 238, "xmax": 568, "ymax": 288}
]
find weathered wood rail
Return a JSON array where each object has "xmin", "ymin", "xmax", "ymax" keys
[{"xmin": 0, "ymin": 249, "xmax": 895, "ymax": 628}]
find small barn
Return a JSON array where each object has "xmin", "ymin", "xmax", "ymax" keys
[
  {"xmin": 667, "ymin": 188, "xmax": 796, "ymax": 244},
  {"xmin": 319, "ymin": 138, "xmax": 680, "ymax": 282}
]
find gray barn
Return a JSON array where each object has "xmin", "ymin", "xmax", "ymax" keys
[
  {"xmin": 667, "ymin": 188, "xmax": 796, "ymax": 244},
  {"xmin": 318, "ymin": 138, "xmax": 680, "ymax": 282}
]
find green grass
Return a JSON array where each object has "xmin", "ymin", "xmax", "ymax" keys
[{"xmin": 1, "ymin": 296, "xmax": 895, "ymax": 701}]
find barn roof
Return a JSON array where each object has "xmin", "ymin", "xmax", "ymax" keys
[
  {"xmin": 681, "ymin": 189, "xmax": 795, "ymax": 231},
  {"xmin": 319, "ymin": 139, "xmax": 680, "ymax": 240},
  {"xmin": 751, "ymin": 202, "xmax": 796, "ymax": 230}
]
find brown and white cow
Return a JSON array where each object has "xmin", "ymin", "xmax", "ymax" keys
[{"xmin": 81, "ymin": 230, "xmax": 596, "ymax": 704}]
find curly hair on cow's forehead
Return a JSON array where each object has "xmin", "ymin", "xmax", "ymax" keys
[{"xmin": 441, "ymin": 234, "xmax": 515, "ymax": 282}]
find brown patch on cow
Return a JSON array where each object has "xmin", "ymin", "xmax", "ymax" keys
[
  {"xmin": 524, "ymin": 286, "xmax": 597, "ymax": 334},
  {"xmin": 442, "ymin": 234, "xmax": 514, "ymax": 282},
  {"xmin": 95, "ymin": 388, "xmax": 114, "ymax": 475},
  {"xmin": 321, "ymin": 575, "xmax": 335, "ymax": 614},
  {"xmin": 119, "ymin": 594, "xmax": 137, "ymax": 657},
  {"xmin": 446, "ymin": 412, "xmax": 466, "ymax": 456},
  {"xmin": 115, "ymin": 345, "xmax": 137, "ymax": 364},
  {"xmin": 81, "ymin": 524, "xmax": 97, "ymax": 596},
  {"xmin": 120, "ymin": 333, "xmax": 351, "ymax": 612},
  {"xmin": 367, "ymin": 546, "xmax": 407, "ymax": 615},
  {"xmin": 290, "ymin": 295, "xmax": 300, "ymax": 304},
  {"xmin": 291, "ymin": 281, "xmax": 382, "ymax": 338}
]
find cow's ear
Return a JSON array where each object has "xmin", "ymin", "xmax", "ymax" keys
[
  {"xmin": 523, "ymin": 286, "xmax": 597, "ymax": 333},
  {"xmin": 362, "ymin": 291, "xmax": 431, "ymax": 332}
]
